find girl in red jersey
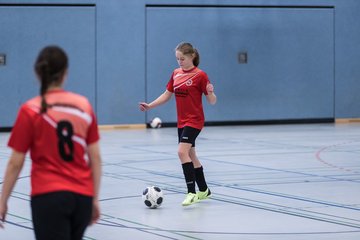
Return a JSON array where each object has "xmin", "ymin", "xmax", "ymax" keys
[
  {"xmin": 139, "ymin": 42, "xmax": 217, "ymax": 206},
  {"xmin": 0, "ymin": 46, "xmax": 102, "ymax": 240}
]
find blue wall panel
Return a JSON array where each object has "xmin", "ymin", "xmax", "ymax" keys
[
  {"xmin": 0, "ymin": 5, "xmax": 95, "ymax": 127},
  {"xmin": 1, "ymin": 0, "xmax": 360, "ymax": 126},
  {"xmin": 95, "ymin": 0, "xmax": 146, "ymax": 125},
  {"xmin": 334, "ymin": 0, "xmax": 360, "ymax": 118},
  {"xmin": 146, "ymin": 7, "xmax": 334, "ymax": 123}
]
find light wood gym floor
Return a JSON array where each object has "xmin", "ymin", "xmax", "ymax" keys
[{"xmin": 1, "ymin": 123, "xmax": 360, "ymax": 240}]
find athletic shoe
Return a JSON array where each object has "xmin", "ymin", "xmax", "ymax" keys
[
  {"xmin": 182, "ymin": 193, "xmax": 199, "ymax": 206},
  {"xmin": 197, "ymin": 188, "xmax": 212, "ymax": 200}
]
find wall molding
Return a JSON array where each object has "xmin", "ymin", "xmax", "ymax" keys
[
  {"xmin": 335, "ymin": 118, "xmax": 360, "ymax": 124},
  {"xmin": 146, "ymin": 4, "xmax": 334, "ymax": 9},
  {"xmin": 99, "ymin": 124, "xmax": 146, "ymax": 130},
  {"xmin": 0, "ymin": 3, "xmax": 95, "ymax": 7}
]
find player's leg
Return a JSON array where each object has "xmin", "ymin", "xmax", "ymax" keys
[
  {"xmin": 178, "ymin": 142, "xmax": 198, "ymax": 206},
  {"xmin": 178, "ymin": 127, "xmax": 200, "ymax": 206},
  {"xmin": 31, "ymin": 191, "xmax": 72, "ymax": 240},
  {"xmin": 190, "ymin": 147, "xmax": 212, "ymax": 200}
]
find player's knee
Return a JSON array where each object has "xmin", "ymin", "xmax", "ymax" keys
[
  {"xmin": 189, "ymin": 151, "xmax": 197, "ymax": 160},
  {"xmin": 177, "ymin": 149, "xmax": 189, "ymax": 160}
]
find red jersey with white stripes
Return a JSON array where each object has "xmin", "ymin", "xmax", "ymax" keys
[
  {"xmin": 8, "ymin": 89, "xmax": 99, "ymax": 197},
  {"xmin": 167, "ymin": 67, "xmax": 210, "ymax": 129}
]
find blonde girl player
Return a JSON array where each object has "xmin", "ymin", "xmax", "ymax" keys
[
  {"xmin": 139, "ymin": 42, "xmax": 217, "ymax": 206},
  {"xmin": 0, "ymin": 46, "xmax": 102, "ymax": 240}
]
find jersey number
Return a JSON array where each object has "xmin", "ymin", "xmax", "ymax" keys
[{"xmin": 57, "ymin": 121, "xmax": 74, "ymax": 162}]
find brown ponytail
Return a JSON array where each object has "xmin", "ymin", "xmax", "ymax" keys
[
  {"xmin": 193, "ymin": 48, "xmax": 200, "ymax": 67},
  {"xmin": 37, "ymin": 61, "xmax": 50, "ymax": 113}
]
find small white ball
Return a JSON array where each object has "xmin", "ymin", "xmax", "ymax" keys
[{"xmin": 150, "ymin": 117, "xmax": 162, "ymax": 128}]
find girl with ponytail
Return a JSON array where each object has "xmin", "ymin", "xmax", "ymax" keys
[
  {"xmin": 139, "ymin": 42, "xmax": 217, "ymax": 206},
  {"xmin": 0, "ymin": 46, "xmax": 102, "ymax": 240}
]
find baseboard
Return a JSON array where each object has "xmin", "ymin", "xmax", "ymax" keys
[
  {"xmin": 157, "ymin": 118, "xmax": 334, "ymax": 128},
  {"xmin": 99, "ymin": 124, "xmax": 146, "ymax": 130},
  {"xmin": 0, "ymin": 127, "xmax": 12, "ymax": 132},
  {"xmin": 335, "ymin": 118, "xmax": 360, "ymax": 124},
  {"xmin": 204, "ymin": 118, "xmax": 334, "ymax": 126}
]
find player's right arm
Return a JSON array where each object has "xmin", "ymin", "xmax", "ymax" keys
[
  {"xmin": 87, "ymin": 141, "xmax": 102, "ymax": 225},
  {"xmin": 139, "ymin": 90, "xmax": 172, "ymax": 111}
]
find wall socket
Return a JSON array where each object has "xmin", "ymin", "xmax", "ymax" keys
[
  {"xmin": 238, "ymin": 52, "xmax": 248, "ymax": 64},
  {"xmin": 0, "ymin": 54, "xmax": 6, "ymax": 66}
]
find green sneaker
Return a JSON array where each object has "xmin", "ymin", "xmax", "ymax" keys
[
  {"xmin": 197, "ymin": 188, "xmax": 212, "ymax": 200},
  {"xmin": 182, "ymin": 193, "xmax": 199, "ymax": 206}
]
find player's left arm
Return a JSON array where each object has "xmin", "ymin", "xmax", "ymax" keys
[
  {"xmin": 206, "ymin": 83, "xmax": 217, "ymax": 105},
  {"xmin": 0, "ymin": 150, "xmax": 26, "ymax": 228}
]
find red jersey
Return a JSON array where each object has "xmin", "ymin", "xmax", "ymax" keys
[
  {"xmin": 8, "ymin": 89, "xmax": 99, "ymax": 197},
  {"xmin": 167, "ymin": 67, "xmax": 210, "ymax": 129}
]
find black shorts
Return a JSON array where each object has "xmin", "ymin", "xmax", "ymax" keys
[
  {"xmin": 178, "ymin": 126, "xmax": 201, "ymax": 147},
  {"xmin": 31, "ymin": 191, "xmax": 93, "ymax": 240}
]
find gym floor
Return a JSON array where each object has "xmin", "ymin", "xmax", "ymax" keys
[{"xmin": 0, "ymin": 123, "xmax": 360, "ymax": 240}]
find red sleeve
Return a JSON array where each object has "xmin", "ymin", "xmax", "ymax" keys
[
  {"xmin": 86, "ymin": 111, "xmax": 100, "ymax": 145},
  {"xmin": 8, "ymin": 105, "xmax": 34, "ymax": 153},
  {"xmin": 166, "ymin": 72, "xmax": 175, "ymax": 93}
]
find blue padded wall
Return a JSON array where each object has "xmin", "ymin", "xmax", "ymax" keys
[
  {"xmin": 0, "ymin": 5, "xmax": 95, "ymax": 127},
  {"xmin": 146, "ymin": 6, "xmax": 334, "ymax": 123},
  {"xmin": 1, "ymin": 0, "xmax": 360, "ymax": 127}
]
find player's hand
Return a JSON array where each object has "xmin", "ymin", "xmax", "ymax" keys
[
  {"xmin": 90, "ymin": 199, "xmax": 100, "ymax": 225},
  {"xmin": 206, "ymin": 83, "xmax": 214, "ymax": 93},
  {"xmin": 0, "ymin": 202, "xmax": 8, "ymax": 229},
  {"xmin": 139, "ymin": 102, "xmax": 150, "ymax": 112}
]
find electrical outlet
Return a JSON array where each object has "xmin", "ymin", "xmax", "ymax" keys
[
  {"xmin": 238, "ymin": 52, "xmax": 247, "ymax": 64},
  {"xmin": 0, "ymin": 54, "xmax": 6, "ymax": 66}
]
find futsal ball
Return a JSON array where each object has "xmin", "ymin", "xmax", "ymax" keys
[
  {"xmin": 142, "ymin": 186, "xmax": 164, "ymax": 208},
  {"xmin": 150, "ymin": 117, "xmax": 162, "ymax": 128}
]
